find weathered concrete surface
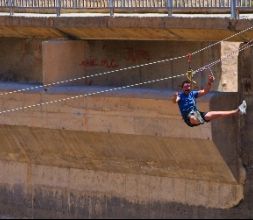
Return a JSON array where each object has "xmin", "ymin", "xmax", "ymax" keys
[
  {"xmin": 0, "ymin": 15, "xmax": 253, "ymax": 41},
  {"xmin": 0, "ymin": 86, "xmax": 234, "ymax": 140},
  {"xmin": 0, "ymin": 38, "xmax": 42, "ymax": 83},
  {"xmin": 0, "ymin": 17, "xmax": 250, "ymax": 217},
  {"xmin": 42, "ymin": 40, "xmax": 86, "ymax": 85},
  {"xmin": 0, "ymin": 86, "xmax": 245, "ymax": 215},
  {"xmin": 0, "ymin": 38, "xmax": 238, "ymax": 92},
  {"xmin": 220, "ymin": 41, "xmax": 240, "ymax": 92},
  {"xmin": 42, "ymin": 39, "xmax": 222, "ymax": 90},
  {"xmin": 238, "ymin": 43, "xmax": 253, "ymax": 170},
  {"xmin": 1, "ymin": 38, "xmax": 224, "ymax": 89},
  {"xmin": 0, "ymin": 159, "xmax": 243, "ymax": 219}
]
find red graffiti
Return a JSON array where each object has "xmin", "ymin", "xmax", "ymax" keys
[
  {"xmin": 100, "ymin": 59, "xmax": 119, "ymax": 68},
  {"xmin": 125, "ymin": 47, "xmax": 151, "ymax": 63},
  {"xmin": 80, "ymin": 47, "xmax": 151, "ymax": 69},
  {"xmin": 80, "ymin": 57, "xmax": 119, "ymax": 69},
  {"xmin": 80, "ymin": 58, "xmax": 98, "ymax": 67}
]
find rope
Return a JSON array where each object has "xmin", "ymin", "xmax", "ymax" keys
[
  {"xmin": 0, "ymin": 40, "xmax": 252, "ymax": 115},
  {"xmin": 194, "ymin": 40, "xmax": 253, "ymax": 75},
  {"xmin": 0, "ymin": 54, "xmax": 187, "ymax": 96},
  {"xmin": 0, "ymin": 72, "xmax": 183, "ymax": 114},
  {"xmin": 191, "ymin": 25, "xmax": 253, "ymax": 56},
  {"xmin": 1, "ymin": 24, "xmax": 253, "ymax": 97}
]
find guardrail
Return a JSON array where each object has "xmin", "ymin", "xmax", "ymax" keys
[{"xmin": 0, "ymin": 0, "xmax": 252, "ymax": 18}]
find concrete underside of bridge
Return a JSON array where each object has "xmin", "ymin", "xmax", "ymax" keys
[
  {"xmin": 0, "ymin": 15, "xmax": 252, "ymax": 218},
  {"xmin": 0, "ymin": 15, "xmax": 253, "ymax": 41}
]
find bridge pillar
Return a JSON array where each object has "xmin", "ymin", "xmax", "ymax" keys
[
  {"xmin": 0, "ymin": 38, "xmax": 42, "ymax": 83},
  {"xmin": 238, "ymin": 43, "xmax": 253, "ymax": 169},
  {"xmin": 42, "ymin": 40, "xmax": 86, "ymax": 85}
]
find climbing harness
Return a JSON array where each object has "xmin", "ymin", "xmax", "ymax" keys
[
  {"xmin": 186, "ymin": 53, "xmax": 197, "ymax": 87},
  {"xmin": 208, "ymin": 66, "xmax": 215, "ymax": 78}
]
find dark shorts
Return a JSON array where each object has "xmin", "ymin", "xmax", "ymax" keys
[{"xmin": 183, "ymin": 110, "xmax": 209, "ymax": 127}]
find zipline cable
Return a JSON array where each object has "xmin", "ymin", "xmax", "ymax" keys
[{"xmin": 0, "ymin": 40, "xmax": 252, "ymax": 115}]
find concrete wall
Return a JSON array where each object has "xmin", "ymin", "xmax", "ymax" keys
[
  {"xmin": 0, "ymin": 38, "xmax": 223, "ymax": 89},
  {"xmin": 220, "ymin": 42, "xmax": 240, "ymax": 92},
  {"xmin": 0, "ymin": 38, "xmax": 42, "ymax": 83},
  {"xmin": 0, "ymin": 38, "xmax": 249, "ymax": 218},
  {"xmin": 238, "ymin": 43, "xmax": 253, "ymax": 170},
  {"xmin": 1, "ymin": 38, "xmax": 240, "ymax": 92},
  {"xmin": 0, "ymin": 85, "xmax": 246, "ymax": 218},
  {"xmin": 42, "ymin": 40, "xmax": 86, "ymax": 85},
  {"xmin": 42, "ymin": 40, "xmax": 222, "ymax": 90}
]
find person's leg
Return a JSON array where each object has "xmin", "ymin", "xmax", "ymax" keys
[
  {"xmin": 186, "ymin": 110, "xmax": 204, "ymax": 126},
  {"xmin": 189, "ymin": 115, "xmax": 201, "ymax": 125},
  {"xmin": 204, "ymin": 100, "xmax": 247, "ymax": 122},
  {"xmin": 204, "ymin": 109, "xmax": 239, "ymax": 121}
]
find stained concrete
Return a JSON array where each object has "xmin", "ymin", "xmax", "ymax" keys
[
  {"xmin": 0, "ymin": 15, "xmax": 252, "ymax": 217},
  {"xmin": 238, "ymin": 43, "xmax": 253, "ymax": 169},
  {"xmin": 0, "ymin": 38, "xmax": 223, "ymax": 90},
  {"xmin": 0, "ymin": 38, "xmax": 42, "ymax": 83},
  {"xmin": 0, "ymin": 85, "xmax": 245, "ymax": 213},
  {"xmin": 0, "ymin": 15, "xmax": 253, "ymax": 41},
  {"xmin": 42, "ymin": 40, "xmax": 222, "ymax": 90}
]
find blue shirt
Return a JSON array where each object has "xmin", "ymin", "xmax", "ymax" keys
[{"xmin": 178, "ymin": 90, "xmax": 199, "ymax": 117}]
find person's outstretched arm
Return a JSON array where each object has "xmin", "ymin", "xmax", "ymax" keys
[
  {"xmin": 172, "ymin": 92, "xmax": 180, "ymax": 103},
  {"xmin": 198, "ymin": 73, "xmax": 215, "ymax": 97}
]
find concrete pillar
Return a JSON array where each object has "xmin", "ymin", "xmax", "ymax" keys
[
  {"xmin": 219, "ymin": 41, "xmax": 240, "ymax": 92},
  {"xmin": 238, "ymin": 43, "xmax": 253, "ymax": 168},
  {"xmin": 42, "ymin": 40, "xmax": 86, "ymax": 85},
  {"xmin": 238, "ymin": 42, "xmax": 253, "ymax": 217},
  {"xmin": 0, "ymin": 38, "xmax": 42, "ymax": 83}
]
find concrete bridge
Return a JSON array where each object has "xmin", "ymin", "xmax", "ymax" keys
[
  {"xmin": 1, "ymin": 13, "xmax": 253, "ymax": 41},
  {"xmin": 0, "ymin": 12, "xmax": 253, "ymax": 218}
]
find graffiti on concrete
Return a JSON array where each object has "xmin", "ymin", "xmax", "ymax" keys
[
  {"xmin": 80, "ymin": 46, "xmax": 151, "ymax": 69},
  {"xmin": 124, "ymin": 47, "xmax": 151, "ymax": 63},
  {"xmin": 80, "ymin": 57, "xmax": 119, "ymax": 69}
]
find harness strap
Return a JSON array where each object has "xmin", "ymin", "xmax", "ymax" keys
[{"xmin": 186, "ymin": 53, "xmax": 197, "ymax": 87}]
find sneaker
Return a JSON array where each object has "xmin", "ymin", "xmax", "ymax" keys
[{"xmin": 239, "ymin": 100, "xmax": 247, "ymax": 115}]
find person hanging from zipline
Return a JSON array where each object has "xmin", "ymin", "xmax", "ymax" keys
[{"xmin": 173, "ymin": 69, "xmax": 247, "ymax": 127}]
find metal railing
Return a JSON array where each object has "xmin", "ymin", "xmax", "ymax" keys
[{"xmin": 0, "ymin": 0, "xmax": 252, "ymax": 18}]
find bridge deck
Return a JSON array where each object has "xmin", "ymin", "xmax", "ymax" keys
[{"xmin": 0, "ymin": 13, "xmax": 253, "ymax": 41}]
